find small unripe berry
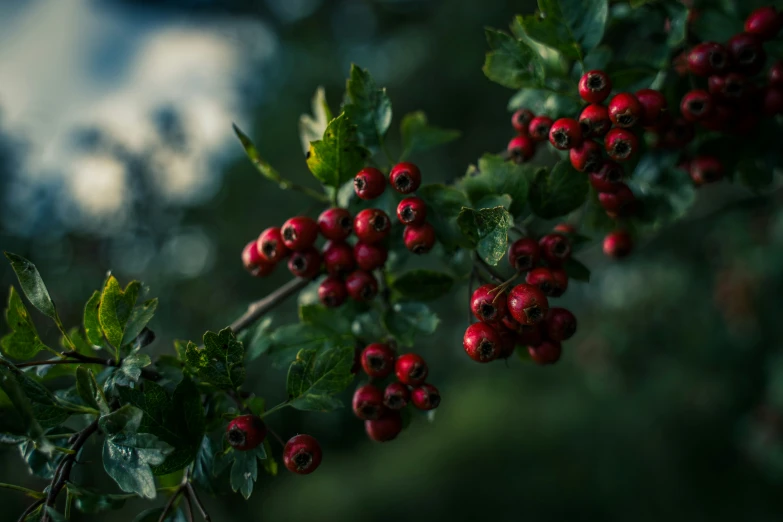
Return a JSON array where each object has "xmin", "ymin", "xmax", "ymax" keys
[
  {"xmin": 763, "ymin": 87, "xmax": 783, "ymax": 117},
  {"xmin": 680, "ymin": 89, "xmax": 714, "ymax": 122},
  {"xmin": 463, "ymin": 322, "xmax": 502, "ymax": 363},
  {"xmin": 354, "ymin": 167, "xmax": 386, "ymax": 200},
  {"xmin": 549, "ymin": 118, "xmax": 583, "ymax": 150},
  {"xmin": 539, "ymin": 233, "xmax": 571, "ymax": 266},
  {"xmin": 322, "ymin": 241, "xmax": 355, "ymax": 276},
  {"xmin": 589, "ymin": 161, "xmax": 625, "ymax": 192},
  {"xmin": 770, "ymin": 60, "xmax": 783, "ymax": 86},
  {"xmin": 507, "ymin": 237, "xmax": 540, "ymax": 272},
  {"xmin": 569, "ymin": 139, "xmax": 603, "ymax": 173},
  {"xmin": 360, "ymin": 343, "xmax": 396, "ymax": 379},
  {"xmin": 318, "ymin": 277, "xmax": 348, "ymax": 308},
  {"xmin": 396, "ymin": 197, "xmax": 427, "ymax": 226},
  {"xmin": 744, "ymin": 6, "xmax": 782, "ymax": 41},
  {"xmin": 550, "ymin": 268, "xmax": 569, "ymax": 298},
  {"xmin": 281, "ymin": 216, "xmax": 319, "ymax": 251},
  {"xmin": 528, "ymin": 116, "xmax": 554, "ymax": 142},
  {"xmin": 288, "ymin": 248, "xmax": 322, "ymax": 279},
  {"xmin": 345, "ymin": 270, "xmax": 378, "ymax": 301},
  {"xmin": 579, "ymin": 104, "xmax": 612, "ymax": 138},
  {"xmin": 242, "ymin": 241, "xmax": 275, "ymax": 277},
  {"xmin": 411, "ymin": 384, "xmax": 441, "ymax": 410},
  {"xmin": 403, "ymin": 223, "xmax": 436, "ymax": 254},
  {"xmin": 365, "ymin": 411, "xmax": 403, "ymax": 442},
  {"xmin": 604, "ymin": 128, "xmax": 638, "ymax": 162},
  {"xmin": 352, "ymin": 384, "xmax": 384, "ymax": 420},
  {"xmin": 470, "ymin": 284, "xmax": 507, "ymax": 323},
  {"xmin": 603, "ymin": 230, "xmax": 633, "ymax": 258},
  {"xmin": 226, "ymin": 415, "xmax": 266, "ymax": 451},
  {"xmin": 389, "ymin": 162, "xmax": 422, "ymax": 194},
  {"xmin": 512, "ymin": 108, "xmax": 535, "ymax": 134},
  {"xmin": 553, "ymin": 223, "xmax": 576, "ymax": 235},
  {"xmin": 353, "ymin": 242, "xmax": 388, "ymax": 271},
  {"xmin": 383, "ymin": 382, "xmax": 410, "ymax": 410},
  {"xmin": 528, "ymin": 340, "xmax": 562, "ymax": 365},
  {"xmin": 526, "ymin": 267, "xmax": 556, "ymax": 296},
  {"xmin": 687, "ymin": 42, "xmax": 730, "ymax": 76},
  {"xmin": 689, "ymin": 156, "xmax": 724, "ymax": 186},
  {"xmin": 635, "ymin": 88, "xmax": 668, "ymax": 127},
  {"xmin": 545, "ymin": 308, "xmax": 577, "ymax": 341},
  {"xmin": 257, "ymin": 227, "xmax": 289, "ymax": 263},
  {"xmin": 608, "ymin": 93, "xmax": 643, "ymax": 128},
  {"xmin": 354, "ymin": 208, "xmax": 391, "ymax": 244},
  {"xmin": 578, "ymin": 70, "xmax": 612, "ymax": 103},
  {"xmin": 507, "ymin": 135, "xmax": 536, "ymax": 163},
  {"xmin": 598, "ymin": 184, "xmax": 636, "ymax": 217},
  {"xmin": 707, "ymin": 73, "xmax": 747, "ymax": 102},
  {"xmin": 318, "ymin": 208, "xmax": 353, "ymax": 241},
  {"xmin": 507, "ymin": 283, "xmax": 549, "ymax": 326},
  {"xmin": 395, "ymin": 353, "xmax": 428, "ymax": 386},
  {"xmin": 283, "ymin": 434, "xmax": 322, "ymax": 475}
]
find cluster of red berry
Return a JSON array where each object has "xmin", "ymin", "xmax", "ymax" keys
[
  {"xmin": 352, "ymin": 343, "xmax": 440, "ymax": 442},
  {"xmin": 463, "ymin": 225, "xmax": 579, "ymax": 366}
]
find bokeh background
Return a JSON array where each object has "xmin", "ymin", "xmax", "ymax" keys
[{"xmin": 2, "ymin": 0, "xmax": 783, "ymax": 520}]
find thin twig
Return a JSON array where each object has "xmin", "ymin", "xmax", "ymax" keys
[
  {"xmin": 475, "ymin": 257, "xmax": 505, "ymax": 284},
  {"xmin": 157, "ymin": 488, "xmax": 184, "ymax": 522},
  {"xmin": 267, "ymin": 427, "xmax": 286, "ymax": 448},
  {"xmin": 229, "ymin": 278, "xmax": 310, "ymax": 334},
  {"xmin": 16, "ymin": 498, "xmax": 44, "ymax": 522},
  {"xmin": 183, "ymin": 488, "xmax": 195, "ymax": 522},
  {"xmin": 186, "ymin": 483, "xmax": 212, "ymax": 522}
]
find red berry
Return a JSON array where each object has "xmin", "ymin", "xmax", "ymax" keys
[
  {"xmin": 528, "ymin": 340, "xmax": 562, "ymax": 365},
  {"xmin": 353, "ymin": 242, "xmax": 388, "ymax": 271},
  {"xmin": 354, "ymin": 167, "xmax": 386, "ymax": 200},
  {"xmin": 360, "ymin": 343, "xmax": 396, "ymax": 379},
  {"xmin": 411, "ymin": 384, "xmax": 440, "ymax": 410},
  {"xmin": 598, "ymin": 184, "xmax": 636, "ymax": 217},
  {"xmin": 700, "ymin": 104, "xmax": 736, "ymax": 132},
  {"xmin": 589, "ymin": 161, "xmax": 625, "ymax": 192},
  {"xmin": 257, "ymin": 227, "xmax": 289, "ymax": 263},
  {"xmin": 354, "ymin": 208, "xmax": 391, "ymax": 244},
  {"xmin": 661, "ymin": 118, "xmax": 695, "ymax": 148},
  {"xmin": 507, "ymin": 284, "xmax": 549, "ymax": 326},
  {"xmin": 707, "ymin": 73, "xmax": 747, "ymax": 102},
  {"xmin": 550, "ymin": 268, "xmax": 569, "ymax": 298},
  {"xmin": 744, "ymin": 6, "xmax": 782, "ymax": 40},
  {"xmin": 680, "ymin": 89, "xmax": 714, "ymax": 122},
  {"xmin": 389, "ymin": 162, "xmax": 422, "ymax": 194},
  {"xmin": 770, "ymin": 60, "xmax": 783, "ymax": 86},
  {"xmin": 507, "ymin": 237, "xmax": 540, "ymax": 272},
  {"xmin": 512, "ymin": 109, "xmax": 535, "ymax": 134},
  {"xmin": 281, "ymin": 216, "xmax": 319, "ymax": 251},
  {"xmin": 689, "ymin": 156, "xmax": 724, "ymax": 186},
  {"xmin": 526, "ymin": 267, "xmax": 556, "ymax": 296},
  {"xmin": 403, "ymin": 223, "xmax": 436, "ymax": 254},
  {"xmin": 317, "ymin": 208, "xmax": 353, "ymax": 241},
  {"xmin": 579, "ymin": 104, "xmax": 612, "ymax": 138},
  {"xmin": 603, "ymin": 230, "xmax": 633, "ymax": 258},
  {"xmin": 383, "ymin": 382, "xmax": 410, "ymax": 410},
  {"xmin": 352, "ymin": 384, "xmax": 384, "ymax": 420},
  {"xmin": 395, "ymin": 353, "xmax": 428, "ymax": 386},
  {"xmin": 569, "ymin": 140, "xmax": 603, "ymax": 173},
  {"xmin": 345, "ymin": 270, "xmax": 378, "ymax": 301},
  {"xmin": 604, "ymin": 128, "xmax": 638, "ymax": 162},
  {"xmin": 226, "ymin": 415, "xmax": 266, "ymax": 451},
  {"xmin": 763, "ymin": 87, "xmax": 783, "ymax": 116},
  {"xmin": 608, "ymin": 93, "xmax": 643, "ymax": 128},
  {"xmin": 288, "ymin": 248, "xmax": 322, "ymax": 279},
  {"xmin": 463, "ymin": 322, "xmax": 503, "ymax": 363},
  {"xmin": 242, "ymin": 241, "xmax": 275, "ymax": 277},
  {"xmin": 470, "ymin": 284, "xmax": 507, "ymax": 323},
  {"xmin": 322, "ymin": 241, "xmax": 355, "ymax": 276},
  {"xmin": 318, "ymin": 277, "xmax": 348, "ymax": 308},
  {"xmin": 539, "ymin": 233, "xmax": 571, "ymax": 266},
  {"xmin": 687, "ymin": 42, "xmax": 730, "ymax": 76},
  {"xmin": 553, "ymin": 223, "xmax": 576, "ymax": 235},
  {"xmin": 365, "ymin": 411, "xmax": 402, "ymax": 442},
  {"xmin": 528, "ymin": 116, "xmax": 554, "ymax": 142},
  {"xmin": 545, "ymin": 308, "xmax": 577, "ymax": 342},
  {"xmin": 578, "ymin": 70, "xmax": 612, "ymax": 103},
  {"xmin": 635, "ymin": 89, "xmax": 668, "ymax": 127},
  {"xmin": 549, "ymin": 118, "xmax": 583, "ymax": 150},
  {"xmin": 517, "ymin": 323, "xmax": 544, "ymax": 347},
  {"xmin": 396, "ymin": 197, "xmax": 427, "ymax": 226},
  {"xmin": 283, "ymin": 434, "xmax": 322, "ymax": 475},
  {"xmin": 507, "ymin": 135, "xmax": 536, "ymax": 163}
]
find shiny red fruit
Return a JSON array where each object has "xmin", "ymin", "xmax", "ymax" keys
[
  {"xmin": 528, "ymin": 340, "xmax": 562, "ymax": 365},
  {"xmin": 604, "ymin": 128, "xmax": 638, "ymax": 162},
  {"xmin": 345, "ymin": 270, "xmax": 378, "ymax": 301},
  {"xmin": 507, "ymin": 135, "xmax": 536, "ymax": 163},
  {"xmin": 411, "ymin": 384, "xmax": 441, "ymax": 411},
  {"xmin": 528, "ymin": 116, "xmax": 554, "ymax": 142},
  {"xmin": 463, "ymin": 322, "xmax": 503, "ymax": 363},
  {"xmin": 608, "ymin": 93, "xmax": 643, "ymax": 128},
  {"xmin": 257, "ymin": 227, "xmax": 289, "ymax": 263},
  {"xmin": 383, "ymin": 382, "xmax": 410, "ymax": 410},
  {"xmin": 549, "ymin": 118, "xmax": 583, "ymax": 150},
  {"xmin": 322, "ymin": 241, "xmax": 355, "ymax": 276},
  {"xmin": 354, "ymin": 167, "xmax": 387, "ymax": 200},
  {"xmin": 395, "ymin": 353, "xmax": 428, "ymax": 386},
  {"xmin": 507, "ymin": 237, "xmax": 540, "ymax": 272},
  {"xmin": 353, "ymin": 242, "xmax": 388, "ymax": 271},
  {"xmin": 281, "ymin": 216, "xmax": 319, "ymax": 251},
  {"xmin": 360, "ymin": 343, "xmax": 396, "ymax": 379},
  {"xmin": 352, "ymin": 384, "xmax": 384, "ymax": 420},
  {"xmin": 545, "ymin": 308, "xmax": 577, "ymax": 341},
  {"xmin": 507, "ymin": 283, "xmax": 549, "ymax": 326},
  {"xmin": 687, "ymin": 42, "xmax": 730, "ymax": 76},
  {"xmin": 403, "ymin": 223, "xmax": 436, "ymax": 254},
  {"xmin": 389, "ymin": 162, "xmax": 422, "ymax": 194},
  {"xmin": 512, "ymin": 108, "xmax": 535, "ymax": 134},
  {"xmin": 470, "ymin": 284, "xmax": 507, "ymax": 323},
  {"xmin": 287, "ymin": 248, "xmax": 322, "ymax": 279},
  {"xmin": 354, "ymin": 208, "xmax": 391, "ymax": 244},
  {"xmin": 396, "ymin": 197, "xmax": 427, "ymax": 226},
  {"xmin": 318, "ymin": 277, "xmax": 348, "ymax": 308},
  {"xmin": 365, "ymin": 411, "xmax": 403, "ymax": 442},
  {"xmin": 283, "ymin": 434, "xmax": 322, "ymax": 474},
  {"xmin": 579, "ymin": 103, "xmax": 612, "ymax": 138},
  {"xmin": 317, "ymin": 208, "xmax": 353, "ymax": 241},
  {"xmin": 603, "ymin": 230, "xmax": 633, "ymax": 258},
  {"xmin": 226, "ymin": 415, "xmax": 266, "ymax": 451},
  {"xmin": 578, "ymin": 70, "xmax": 612, "ymax": 103}
]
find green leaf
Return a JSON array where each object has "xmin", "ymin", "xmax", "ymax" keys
[
  {"xmin": 192, "ymin": 436, "xmax": 219, "ymax": 494},
  {"xmin": 244, "ymin": 317, "xmax": 274, "ymax": 361},
  {"xmin": 306, "ymin": 113, "xmax": 370, "ymax": 189},
  {"xmin": 3, "ymin": 253, "xmax": 57, "ymax": 319},
  {"xmin": 663, "ymin": 1, "xmax": 688, "ymax": 47},
  {"xmin": 608, "ymin": 67, "xmax": 658, "ymax": 92},
  {"xmin": 529, "ymin": 161, "xmax": 589, "ymax": 219},
  {"xmin": 232, "ymin": 123, "xmax": 285, "ymax": 184},
  {"xmin": 382, "ymin": 302, "xmax": 440, "ymax": 347},
  {"xmin": 343, "ymin": 64, "xmax": 392, "ymax": 149},
  {"xmin": 264, "ymin": 324, "xmax": 350, "ymax": 369},
  {"xmin": 184, "ymin": 328, "xmax": 245, "ymax": 391},
  {"xmin": 418, "ymin": 184, "xmax": 473, "ymax": 249},
  {"xmin": 517, "ymin": 0, "xmax": 608, "ymax": 61},
  {"xmin": 75, "ymin": 367, "xmax": 109, "ymax": 415},
  {"xmin": 229, "ymin": 446, "xmax": 266, "ymax": 499},
  {"xmin": 563, "ymin": 258, "xmax": 591, "ymax": 282},
  {"xmin": 0, "ymin": 364, "xmax": 52, "ymax": 454},
  {"xmin": 458, "ymin": 153, "xmax": 538, "ymax": 217},
  {"xmin": 1, "ymin": 287, "xmax": 49, "ymax": 359},
  {"xmin": 286, "ymin": 344, "xmax": 355, "ymax": 411},
  {"xmin": 299, "ymin": 86, "xmax": 333, "ymax": 155},
  {"xmin": 400, "ymin": 111, "xmax": 460, "ymax": 160},
  {"xmin": 299, "ymin": 304, "xmax": 354, "ymax": 336},
  {"xmin": 690, "ymin": 8, "xmax": 743, "ymax": 43},
  {"xmin": 105, "ymin": 354, "xmax": 151, "ymax": 392},
  {"xmin": 98, "ymin": 276, "xmax": 140, "ymax": 349},
  {"xmin": 0, "ymin": 360, "xmax": 69, "ymax": 432},
  {"xmin": 456, "ymin": 206, "xmax": 514, "ymax": 266},
  {"xmin": 67, "ymin": 482, "xmax": 128, "ymax": 514},
  {"xmin": 389, "ymin": 270, "xmax": 454, "ymax": 301},
  {"xmin": 83, "ymin": 291, "xmax": 104, "ymax": 348},
  {"xmin": 507, "ymin": 87, "xmax": 581, "ymax": 118},
  {"xmin": 121, "ymin": 299, "xmax": 157, "ymax": 346},
  {"xmin": 483, "ymin": 28, "xmax": 544, "ymax": 89},
  {"xmin": 737, "ymin": 158, "xmax": 773, "ymax": 190}
]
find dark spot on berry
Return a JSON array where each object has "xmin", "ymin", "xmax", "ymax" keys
[
  {"xmin": 262, "ymin": 241, "xmax": 277, "ymax": 258},
  {"xmin": 738, "ymin": 48, "xmax": 756, "ymax": 64},
  {"xmin": 227, "ymin": 427, "xmax": 246, "ymax": 447},
  {"xmin": 282, "ymin": 226, "xmax": 296, "ymax": 242},
  {"xmin": 579, "ymin": 120, "xmax": 592, "ymax": 135},
  {"xmin": 553, "ymin": 130, "xmax": 569, "ymax": 147},
  {"xmin": 428, "ymin": 392, "xmax": 441, "ymax": 408},
  {"xmin": 613, "ymin": 140, "xmax": 631, "ymax": 158},
  {"xmin": 539, "ymin": 281, "xmax": 552, "ymax": 294},
  {"xmin": 394, "ymin": 173, "xmax": 411, "ymax": 191},
  {"xmin": 360, "ymin": 285, "xmax": 375, "ymax": 300},
  {"xmin": 386, "ymin": 395, "xmax": 402, "ymax": 408},
  {"xmin": 587, "ymin": 74, "xmax": 604, "ymax": 90},
  {"xmin": 409, "ymin": 364, "xmax": 425, "ymax": 380},
  {"xmin": 478, "ymin": 340, "xmax": 495, "ymax": 360},
  {"xmin": 324, "ymin": 295, "xmax": 338, "ymax": 307},
  {"xmin": 526, "ymin": 306, "xmax": 543, "ymax": 322},
  {"xmin": 368, "ymin": 354, "xmax": 385, "ymax": 371},
  {"xmin": 688, "ymin": 100, "xmax": 705, "ymax": 114},
  {"xmin": 292, "ymin": 255, "xmax": 307, "ymax": 271},
  {"xmin": 617, "ymin": 113, "xmax": 636, "ymax": 126},
  {"xmin": 725, "ymin": 82, "xmax": 742, "ymax": 96},
  {"xmin": 480, "ymin": 303, "xmax": 497, "ymax": 320},
  {"xmin": 514, "ymin": 255, "xmax": 532, "ymax": 271},
  {"xmin": 607, "ymin": 167, "xmax": 623, "ymax": 182},
  {"xmin": 339, "ymin": 216, "xmax": 352, "ymax": 231},
  {"xmin": 552, "ymin": 241, "xmax": 567, "ymax": 256},
  {"xmin": 294, "ymin": 451, "xmax": 312, "ymax": 470},
  {"xmin": 400, "ymin": 206, "xmax": 416, "ymax": 223},
  {"xmin": 412, "ymin": 244, "xmax": 430, "ymax": 255},
  {"xmin": 371, "ymin": 215, "xmax": 389, "ymax": 232},
  {"xmin": 535, "ymin": 124, "xmax": 549, "ymax": 137},
  {"xmin": 360, "ymin": 404, "xmax": 379, "ymax": 418},
  {"xmin": 709, "ymin": 50, "xmax": 725, "ymax": 67},
  {"xmin": 354, "ymin": 177, "xmax": 366, "ymax": 190},
  {"xmin": 584, "ymin": 156, "xmax": 601, "ymax": 173}
]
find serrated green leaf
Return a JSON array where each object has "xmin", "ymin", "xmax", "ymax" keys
[
  {"xmin": 507, "ymin": 87, "xmax": 581, "ymax": 118},
  {"xmin": 343, "ymin": 64, "xmax": 392, "ymax": 149},
  {"xmin": 264, "ymin": 324, "xmax": 351, "ymax": 370},
  {"xmin": 608, "ymin": 67, "xmax": 658, "ymax": 92},
  {"xmin": 458, "ymin": 153, "xmax": 538, "ymax": 217},
  {"xmin": 286, "ymin": 344, "xmax": 355, "ymax": 411},
  {"xmin": 418, "ymin": 184, "xmax": 473, "ymax": 249},
  {"xmin": 456, "ymin": 206, "xmax": 514, "ymax": 266},
  {"xmin": 382, "ymin": 302, "xmax": 440, "ymax": 347},
  {"xmin": 98, "ymin": 276, "xmax": 140, "ymax": 349},
  {"xmin": 299, "ymin": 86, "xmax": 333, "ymax": 155},
  {"xmin": 518, "ymin": 0, "xmax": 608, "ymax": 61},
  {"xmin": 67, "ymin": 482, "xmax": 128, "ymax": 514},
  {"xmin": 483, "ymin": 28, "xmax": 544, "ymax": 89},
  {"xmin": 400, "ymin": 111, "xmax": 460, "ymax": 160},
  {"xmin": 529, "ymin": 161, "xmax": 589, "ymax": 219},
  {"xmin": 1, "ymin": 287, "xmax": 49, "ymax": 359},
  {"xmin": 76, "ymin": 367, "xmax": 109, "ymax": 415},
  {"xmin": 121, "ymin": 298, "xmax": 157, "ymax": 346},
  {"xmin": 0, "ymin": 364, "xmax": 53, "ymax": 454},
  {"xmin": 690, "ymin": 8, "xmax": 743, "ymax": 43},
  {"xmin": 229, "ymin": 446, "xmax": 266, "ymax": 499},
  {"xmin": 563, "ymin": 258, "xmax": 591, "ymax": 282},
  {"xmin": 105, "ymin": 353, "xmax": 151, "ymax": 393},
  {"xmin": 4, "ymin": 253, "xmax": 57, "ymax": 319},
  {"xmin": 0, "ymin": 360, "xmax": 69, "ymax": 432},
  {"xmin": 306, "ymin": 113, "xmax": 370, "ymax": 189},
  {"xmin": 83, "ymin": 291, "xmax": 104, "ymax": 348},
  {"xmin": 390, "ymin": 270, "xmax": 454, "ymax": 301},
  {"xmin": 185, "ymin": 328, "xmax": 245, "ymax": 391},
  {"xmin": 192, "ymin": 435, "xmax": 219, "ymax": 494}
]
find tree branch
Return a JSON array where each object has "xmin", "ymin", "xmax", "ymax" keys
[
  {"xmin": 186, "ymin": 483, "xmax": 212, "ymax": 522},
  {"xmin": 474, "ymin": 257, "xmax": 506, "ymax": 284},
  {"xmin": 229, "ymin": 277, "xmax": 310, "ymax": 334},
  {"xmin": 15, "ymin": 351, "xmax": 160, "ymax": 381}
]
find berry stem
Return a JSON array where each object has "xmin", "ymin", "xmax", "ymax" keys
[
  {"xmin": 474, "ymin": 256, "xmax": 505, "ymax": 284},
  {"xmin": 0, "ymin": 483, "xmax": 45, "ymax": 499},
  {"xmin": 229, "ymin": 278, "xmax": 311, "ymax": 334},
  {"xmin": 186, "ymin": 483, "xmax": 211, "ymax": 522},
  {"xmin": 260, "ymin": 400, "xmax": 291, "ymax": 419}
]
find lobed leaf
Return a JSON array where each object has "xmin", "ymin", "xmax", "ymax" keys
[
  {"xmin": 456, "ymin": 206, "xmax": 514, "ymax": 266},
  {"xmin": 400, "ymin": 111, "xmax": 460, "ymax": 160},
  {"xmin": 286, "ymin": 344, "xmax": 355, "ymax": 411},
  {"xmin": 184, "ymin": 328, "xmax": 245, "ymax": 391},
  {"xmin": 306, "ymin": 113, "xmax": 370, "ymax": 189},
  {"xmin": 529, "ymin": 160, "xmax": 589, "ymax": 219},
  {"xmin": 343, "ymin": 64, "xmax": 392, "ymax": 149},
  {"xmin": 382, "ymin": 302, "xmax": 440, "ymax": 347},
  {"xmin": 483, "ymin": 28, "xmax": 544, "ymax": 89},
  {"xmin": 517, "ymin": 0, "xmax": 608, "ymax": 62}
]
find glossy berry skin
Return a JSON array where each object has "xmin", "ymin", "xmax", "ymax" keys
[
  {"xmin": 528, "ymin": 116, "xmax": 554, "ymax": 142},
  {"xmin": 604, "ymin": 128, "xmax": 638, "ymax": 162},
  {"xmin": 569, "ymin": 140, "xmax": 602, "ymax": 173},
  {"xmin": 545, "ymin": 308, "xmax": 577, "ymax": 342},
  {"xmin": 578, "ymin": 70, "xmax": 612, "ymax": 103},
  {"xmin": 242, "ymin": 241, "xmax": 275, "ymax": 277},
  {"xmin": 257, "ymin": 227, "xmax": 289, "ymax": 263},
  {"xmin": 360, "ymin": 343, "xmax": 396, "ymax": 379},
  {"xmin": 680, "ymin": 90, "xmax": 714, "ymax": 122},
  {"xmin": 383, "ymin": 382, "xmax": 410, "ymax": 410},
  {"xmin": 727, "ymin": 33, "xmax": 766, "ymax": 75},
  {"xmin": 507, "ymin": 283, "xmax": 549, "ymax": 326},
  {"xmin": 288, "ymin": 248, "xmax": 322, "ymax": 279},
  {"xmin": 589, "ymin": 161, "xmax": 625, "ymax": 192},
  {"xmin": 352, "ymin": 384, "xmax": 384, "ymax": 420},
  {"xmin": 353, "ymin": 242, "xmax": 388, "ymax": 271},
  {"xmin": 549, "ymin": 118, "xmax": 583, "ymax": 150},
  {"xmin": 550, "ymin": 268, "xmax": 569, "ymax": 298},
  {"xmin": 687, "ymin": 42, "xmax": 730, "ymax": 77},
  {"xmin": 528, "ymin": 340, "xmax": 562, "ymax": 365},
  {"xmin": 403, "ymin": 223, "xmax": 436, "ymax": 254},
  {"xmin": 318, "ymin": 277, "xmax": 348, "ymax": 308},
  {"xmin": 744, "ymin": 6, "xmax": 782, "ymax": 40},
  {"xmin": 526, "ymin": 267, "xmax": 556, "ymax": 297},
  {"xmin": 635, "ymin": 89, "xmax": 668, "ymax": 126},
  {"xmin": 470, "ymin": 284, "xmax": 507, "ymax": 323},
  {"xmin": 411, "ymin": 384, "xmax": 440, "ymax": 411},
  {"xmin": 507, "ymin": 135, "xmax": 536, "ymax": 163},
  {"xmin": 281, "ymin": 216, "xmax": 319, "ymax": 252},
  {"xmin": 395, "ymin": 353, "xmax": 428, "ymax": 386},
  {"xmin": 770, "ymin": 61, "xmax": 783, "ymax": 87},
  {"xmin": 763, "ymin": 87, "xmax": 783, "ymax": 117},
  {"xmin": 707, "ymin": 73, "xmax": 747, "ymax": 102},
  {"xmin": 396, "ymin": 197, "xmax": 427, "ymax": 226},
  {"xmin": 317, "ymin": 208, "xmax": 353, "ymax": 241},
  {"xmin": 345, "ymin": 270, "xmax": 378, "ymax": 302},
  {"xmin": 603, "ymin": 230, "xmax": 633, "ymax": 258},
  {"xmin": 507, "ymin": 237, "xmax": 540, "ymax": 272},
  {"xmin": 608, "ymin": 93, "xmax": 643, "ymax": 128},
  {"xmin": 579, "ymin": 104, "xmax": 612, "ymax": 138},
  {"xmin": 354, "ymin": 167, "xmax": 386, "ymax": 200},
  {"xmin": 354, "ymin": 208, "xmax": 391, "ymax": 244},
  {"xmin": 689, "ymin": 156, "xmax": 724, "ymax": 186},
  {"xmin": 365, "ymin": 411, "xmax": 403, "ymax": 442},
  {"xmin": 463, "ymin": 322, "xmax": 503, "ymax": 363},
  {"xmin": 226, "ymin": 415, "xmax": 266, "ymax": 451},
  {"xmin": 389, "ymin": 162, "xmax": 422, "ymax": 194},
  {"xmin": 539, "ymin": 233, "xmax": 571, "ymax": 267},
  {"xmin": 512, "ymin": 108, "xmax": 535, "ymax": 134},
  {"xmin": 517, "ymin": 323, "xmax": 544, "ymax": 348},
  {"xmin": 322, "ymin": 241, "xmax": 355, "ymax": 276},
  {"xmin": 599, "ymin": 184, "xmax": 636, "ymax": 217},
  {"xmin": 283, "ymin": 434, "xmax": 322, "ymax": 475}
]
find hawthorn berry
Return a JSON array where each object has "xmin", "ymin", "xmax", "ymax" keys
[
  {"xmin": 589, "ymin": 161, "xmax": 625, "ymax": 192},
  {"xmin": 569, "ymin": 139, "xmax": 603, "ymax": 173},
  {"xmin": 463, "ymin": 322, "xmax": 502, "ymax": 363},
  {"xmin": 528, "ymin": 340, "xmax": 562, "ymax": 365},
  {"xmin": 345, "ymin": 270, "xmax": 378, "ymax": 302},
  {"xmin": 603, "ymin": 230, "xmax": 633, "ymax": 258},
  {"xmin": 598, "ymin": 183, "xmax": 636, "ymax": 217},
  {"xmin": 517, "ymin": 323, "xmax": 544, "ymax": 347},
  {"xmin": 496, "ymin": 329, "xmax": 518, "ymax": 359},
  {"xmin": 528, "ymin": 115, "xmax": 554, "ymax": 142},
  {"xmin": 283, "ymin": 434, "xmax": 322, "ymax": 475},
  {"xmin": 322, "ymin": 241, "xmax": 355, "ymax": 276},
  {"xmin": 353, "ymin": 242, "xmax": 388, "ymax": 271},
  {"xmin": 226, "ymin": 415, "xmax": 267, "ymax": 451},
  {"xmin": 470, "ymin": 284, "xmax": 507, "ymax": 323},
  {"xmin": 662, "ymin": 118, "xmax": 695, "ymax": 148},
  {"xmin": 526, "ymin": 267, "xmax": 556, "ymax": 296},
  {"xmin": 383, "ymin": 382, "xmax": 410, "ymax": 410},
  {"xmin": 689, "ymin": 156, "xmax": 724, "ymax": 186},
  {"xmin": 707, "ymin": 73, "xmax": 747, "ymax": 102},
  {"xmin": 257, "ymin": 227, "xmax": 289, "ymax": 263},
  {"xmin": 770, "ymin": 61, "xmax": 783, "ymax": 86},
  {"xmin": 396, "ymin": 197, "xmax": 427, "ymax": 226},
  {"xmin": 318, "ymin": 208, "xmax": 353, "ymax": 241},
  {"xmin": 608, "ymin": 93, "xmax": 643, "ymax": 128},
  {"xmin": 352, "ymin": 384, "xmax": 384, "ymax": 420},
  {"xmin": 365, "ymin": 410, "xmax": 403, "ymax": 442},
  {"xmin": 403, "ymin": 223, "xmax": 436, "ymax": 254},
  {"xmin": 507, "ymin": 237, "xmax": 540, "ymax": 272},
  {"xmin": 635, "ymin": 88, "xmax": 668, "ymax": 126},
  {"xmin": 539, "ymin": 233, "xmax": 571, "ymax": 266},
  {"xmin": 411, "ymin": 384, "xmax": 441, "ymax": 410},
  {"xmin": 389, "ymin": 162, "xmax": 422, "ymax": 194},
  {"xmin": 507, "ymin": 283, "xmax": 549, "ymax": 326},
  {"xmin": 680, "ymin": 89, "xmax": 714, "ymax": 122},
  {"xmin": 553, "ymin": 223, "xmax": 576, "ymax": 235},
  {"xmin": 744, "ymin": 6, "xmax": 782, "ymax": 41},
  {"xmin": 242, "ymin": 241, "xmax": 274, "ymax": 277},
  {"xmin": 395, "ymin": 353, "xmax": 428, "ymax": 386},
  {"xmin": 604, "ymin": 128, "xmax": 638, "ymax": 162},
  {"xmin": 579, "ymin": 104, "xmax": 612, "ymax": 138},
  {"xmin": 545, "ymin": 308, "xmax": 577, "ymax": 342},
  {"xmin": 281, "ymin": 216, "xmax": 319, "ymax": 251},
  {"xmin": 318, "ymin": 277, "xmax": 348, "ymax": 308},
  {"xmin": 360, "ymin": 343, "xmax": 396, "ymax": 379},
  {"xmin": 687, "ymin": 42, "xmax": 730, "ymax": 77},
  {"xmin": 549, "ymin": 118, "xmax": 583, "ymax": 150},
  {"xmin": 354, "ymin": 208, "xmax": 391, "ymax": 244},
  {"xmin": 578, "ymin": 70, "xmax": 612, "ymax": 103},
  {"xmin": 512, "ymin": 108, "xmax": 535, "ymax": 134},
  {"xmin": 507, "ymin": 135, "xmax": 536, "ymax": 163},
  {"xmin": 700, "ymin": 104, "xmax": 736, "ymax": 133},
  {"xmin": 763, "ymin": 87, "xmax": 783, "ymax": 116},
  {"xmin": 550, "ymin": 268, "xmax": 569, "ymax": 298},
  {"xmin": 288, "ymin": 248, "xmax": 322, "ymax": 279},
  {"xmin": 354, "ymin": 167, "xmax": 386, "ymax": 200}
]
